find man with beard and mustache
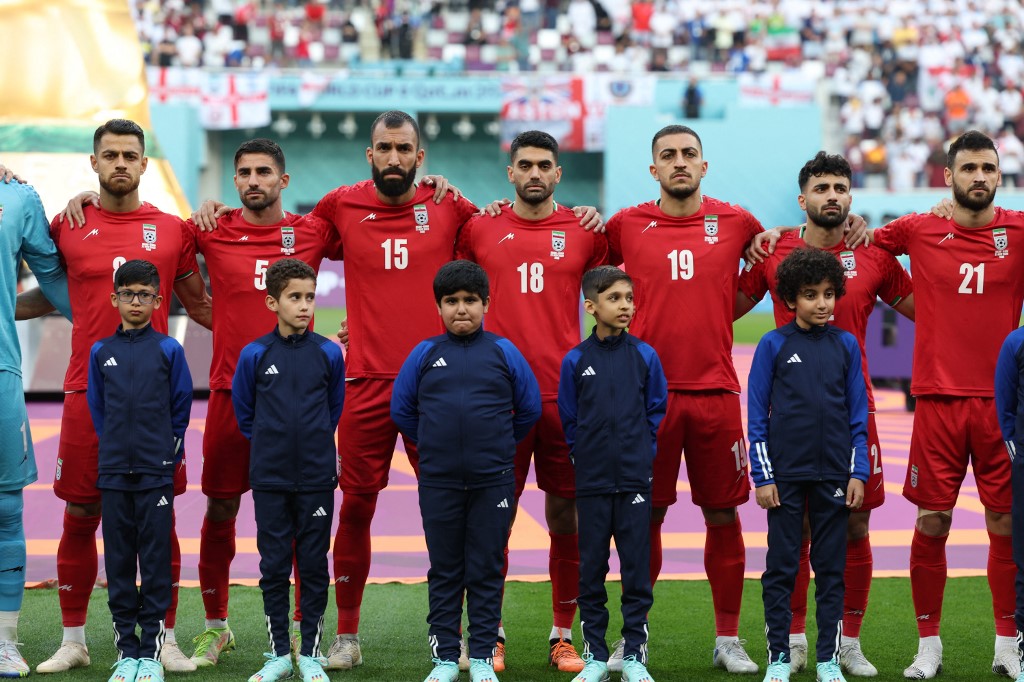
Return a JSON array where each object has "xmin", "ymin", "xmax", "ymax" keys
[
  {"xmin": 851, "ymin": 130, "xmax": 1024, "ymax": 680},
  {"xmin": 735, "ymin": 152, "xmax": 915, "ymax": 679},
  {"xmin": 603, "ymin": 125, "xmax": 765, "ymax": 675},
  {"xmin": 454, "ymin": 130, "xmax": 607, "ymax": 674},
  {"xmin": 32, "ymin": 119, "xmax": 212, "ymax": 675}
]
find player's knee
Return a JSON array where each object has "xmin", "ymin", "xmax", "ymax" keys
[
  {"xmin": 544, "ymin": 494, "xmax": 577, "ymax": 533},
  {"xmin": 0, "ymin": 491, "xmax": 22, "ymax": 532},
  {"xmin": 915, "ymin": 508, "xmax": 952, "ymax": 536},
  {"xmin": 701, "ymin": 506, "xmax": 737, "ymax": 526},
  {"xmin": 985, "ymin": 508, "xmax": 1011, "ymax": 535},
  {"xmin": 206, "ymin": 496, "xmax": 241, "ymax": 521},
  {"xmin": 846, "ymin": 510, "xmax": 870, "ymax": 541},
  {"xmin": 67, "ymin": 501, "xmax": 101, "ymax": 518},
  {"xmin": 339, "ymin": 492, "xmax": 378, "ymax": 525},
  {"xmin": 651, "ymin": 506, "xmax": 668, "ymax": 524},
  {"xmin": 0, "ymin": 491, "xmax": 26, "ymax": 609}
]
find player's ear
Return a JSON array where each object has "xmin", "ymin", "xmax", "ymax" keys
[
  {"xmin": 140, "ymin": 156, "xmax": 148, "ymax": 175},
  {"xmin": 280, "ymin": 173, "xmax": 290, "ymax": 189},
  {"xmin": 797, "ymin": 194, "xmax": 807, "ymax": 212}
]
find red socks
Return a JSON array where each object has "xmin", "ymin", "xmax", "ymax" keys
[
  {"xmin": 334, "ymin": 492, "xmax": 378, "ymax": 633},
  {"xmin": 56, "ymin": 512, "xmax": 100, "ymax": 627},
  {"xmin": 167, "ymin": 517, "xmax": 180, "ymax": 629},
  {"xmin": 843, "ymin": 535, "xmax": 873, "ymax": 637},
  {"xmin": 649, "ymin": 517, "xmax": 664, "ymax": 587},
  {"xmin": 549, "ymin": 532, "xmax": 579, "ymax": 630},
  {"xmin": 705, "ymin": 517, "xmax": 745, "ymax": 637},
  {"xmin": 789, "ymin": 539, "xmax": 811, "ymax": 633},
  {"xmin": 910, "ymin": 528, "xmax": 948, "ymax": 637},
  {"xmin": 988, "ymin": 531, "xmax": 1016, "ymax": 636},
  {"xmin": 198, "ymin": 516, "xmax": 236, "ymax": 620}
]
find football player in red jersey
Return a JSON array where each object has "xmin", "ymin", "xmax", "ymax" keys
[
  {"xmin": 603, "ymin": 125, "xmax": 763, "ymax": 674},
  {"xmin": 736, "ymin": 152, "xmax": 915, "ymax": 677},
  {"xmin": 455, "ymin": 130, "xmax": 607, "ymax": 673}
]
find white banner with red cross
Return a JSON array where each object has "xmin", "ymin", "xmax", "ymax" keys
[{"xmin": 199, "ymin": 71, "xmax": 270, "ymax": 130}]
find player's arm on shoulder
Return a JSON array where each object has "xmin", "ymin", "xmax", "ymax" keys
[
  {"xmin": 59, "ymin": 191, "xmax": 100, "ymax": 229},
  {"xmin": 174, "ymin": 272, "xmax": 212, "ymax": 330},
  {"xmin": 893, "ymin": 293, "xmax": 915, "ymax": 321},
  {"xmin": 421, "ymin": 175, "xmax": 463, "ymax": 203},
  {"xmin": 746, "ymin": 225, "xmax": 796, "ymax": 264},
  {"xmin": 15, "ymin": 287, "xmax": 60, "ymax": 321},
  {"xmin": 478, "ymin": 197, "xmax": 512, "ymax": 217},
  {"xmin": 995, "ymin": 332, "xmax": 1023, "ymax": 455},
  {"xmin": 571, "ymin": 205, "xmax": 604, "ymax": 233},
  {"xmin": 0, "ymin": 164, "xmax": 25, "ymax": 184},
  {"xmin": 192, "ymin": 199, "xmax": 233, "ymax": 232}
]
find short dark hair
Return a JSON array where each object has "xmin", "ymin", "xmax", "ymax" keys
[
  {"xmin": 266, "ymin": 258, "xmax": 316, "ymax": 299},
  {"xmin": 775, "ymin": 248, "xmax": 846, "ymax": 304},
  {"xmin": 433, "ymin": 260, "xmax": 489, "ymax": 303},
  {"xmin": 510, "ymin": 130, "xmax": 559, "ymax": 162},
  {"xmin": 651, "ymin": 124, "xmax": 702, "ymax": 154},
  {"xmin": 582, "ymin": 265, "xmax": 632, "ymax": 302},
  {"xmin": 93, "ymin": 119, "xmax": 145, "ymax": 154},
  {"xmin": 234, "ymin": 138, "xmax": 286, "ymax": 173},
  {"xmin": 798, "ymin": 152, "xmax": 852, "ymax": 190},
  {"xmin": 947, "ymin": 130, "xmax": 998, "ymax": 169},
  {"xmin": 370, "ymin": 110, "xmax": 420, "ymax": 148},
  {"xmin": 114, "ymin": 259, "xmax": 160, "ymax": 290}
]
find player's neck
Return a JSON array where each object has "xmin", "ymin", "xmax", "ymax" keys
[
  {"xmin": 243, "ymin": 205, "xmax": 285, "ymax": 226},
  {"xmin": 801, "ymin": 223, "xmax": 844, "ymax": 249},
  {"xmin": 100, "ymin": 191, "xmax": 142, "ymax": 213},
  {"xmin": 375, "ymin": 187, "xmax": 416, "ymax": 206},
  {"xmin": 952, "ymin": 203, "xmax": 996, "ymax": 228},
  {"xmin": 657, "ymin": 191, "xmax": 702, "ymax": 218},
  {"xmin": 511, "ymin": 198, "xmax": 555, "ymax": 221}
]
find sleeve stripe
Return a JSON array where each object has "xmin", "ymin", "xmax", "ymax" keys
[{"xmin": 755, "ymin": 442, "xmax": 773, "ymax": 481}]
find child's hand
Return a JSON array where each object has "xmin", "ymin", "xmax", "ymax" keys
[
  {"xmin": 847, "ymin": 479, "xmax": 865, "ymax": 510},
  {"xmin": 755, "ymin": 483, "xmax": 780, "ymax": 509}
]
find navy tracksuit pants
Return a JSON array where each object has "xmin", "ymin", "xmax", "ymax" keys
[
  {"xmin": 577, "ymin": 492, "xmax": 653, "ymax": 664},
  {"xmin": 253, "ymin": 489, "xmax": 334, "ymax": 657},
  {"xmin": 762, "ymin": 480, "xmax": 850, "ymax": 665},
  {"xmin": 419, "ymin": 482, "xmax": 514, "ymax": 663},
  {"xmin": 101, "ymin": 484, "xmax": 174, "ymax": 661},
  {"xmin": 1011, "ymin": 447, "xmax": 1024, "ymax": 658}
]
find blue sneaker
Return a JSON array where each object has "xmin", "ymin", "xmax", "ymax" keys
[
  {"xmin": 763, "ymin": 661, "xmax": 791, "ymax": 682},
  {"xmin": 423, "ymin": 658, "xmax": 460, "ymax": 682},
  {"xmin": 572, "ymin": 654, "xmax": 610, "ymax": 682},
  {"xmin": 469, "ymin": 657, "xmax": 498, "ymax": 682},
  {"xmin": 815, "ymin": 660, "xmax": 847, "ymax": 682},
  {"xmin": 108, "ymin": 657, "xmax": 139, "ymax": 682},
  {"xmin": 296, "ymin": 655, "xmax": 328, "ymax": 682},
  {"xmin": 621, "ymin": 655, "xmax": 655, "ymax": 682},
  {"xmin": 248, "ymin": 653, "xmax": 294, "ymax": 682},
  {"xmin": 135, "ymin": 658, "xmax": 164, "ymax": 682}
]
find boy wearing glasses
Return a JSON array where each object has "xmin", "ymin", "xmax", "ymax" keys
[{"xmin": 87, "ymin": 260, "xmax": 193, "ymax": 682}]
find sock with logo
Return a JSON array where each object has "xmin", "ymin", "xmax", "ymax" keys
[
  {"xmin": 988, "ymin": 531, "xmax": 1017, "ymax": 636},
  {"xmin": 550, "ymin": 532, "xmax": 579, "ymax": 631},
  {"xmin": 843, "ymin": 535, "xmax": 873, "ymax": 637},
  {"xmin": 649, "ymin": 516, "xmax": 664, "ymax": 587},
  {"xmin": 334, "ymin": 492, "xmax": 378, "ymax": 634},
  {"xmin": 705, "ymin": 517, "xmax": 745, "ymax": 637},
  {"xmin": 165, "ymin": 514, "xmax": 180, "ymax": 629},
  {"xmin": 56, "ymin": 511, "xmax": 100, "ymax": 627},
  {"xmin": 789, "ymin": 538, "xmax": 811, "ymax": 635},
  {"xmin": 909, "ymin": 528, "xmax": 947, "ymax": 637},
  {"xmin": 198, "ymin": 516, "xmax": 236, "ymax": 621},
  {"xmin": 0, "ymin": 492, "xmax": 25, "ymax": 613}
]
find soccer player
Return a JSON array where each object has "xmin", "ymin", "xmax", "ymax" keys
[
  {"xmin": 735, "ymin": 152, "xmax": 914, "ymax": 677},
  {"xmin": 603, "ymin": 125, "xmax": 763, "ymax": 673},
  {"xmin": 852, "ymin": 130, "xmax": 1023, "ymax": 680},
  {"xmin": 28, "ymin": 119, "xmax": 211, "ymax": 675},
  {"xmin": 454, "ymin": 130, "xmax": 607, "ymax": 672}
]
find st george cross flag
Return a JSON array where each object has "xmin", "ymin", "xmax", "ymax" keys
[{"xmin": 200, "ymin": 72, "xmax": 270, "ymax": 130}]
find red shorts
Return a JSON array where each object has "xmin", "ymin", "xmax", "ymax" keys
[
  {"xmin": 201, "ymin": 389, "xmax": 251, "ymax": 498},
  {"xmin": 514, "ymin": 401, "xmax": 574, "ymax": 499},
  {"xmin": 861, "ymin": 413, "xmax": 885, "ymax": 512},
  {"xmin": 903, "ymin": 395, "xmax": 1010, "ymax": 512},
  {"xmin": 652, "ymin": 390, "xmax": 750, "ymax": 509},
  {"xmin": 338, "ymin": 378, "xmax": 419, "ymax": 494},
  {"xmin": 55, "ymin": 392, "xmax": 187, "ymax": 504}
]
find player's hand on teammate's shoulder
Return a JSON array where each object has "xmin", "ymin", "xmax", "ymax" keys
[
  {"xmin": 843, "ymin": 213, "xmax": 873, "ymax": 249},
  {"xmin": 336, "ymin": 318, "xmax": 349, "ymax": 351},
  {"xmin": 0, "ymin": 164, "xmax": 25, "ymax": 184},
  {"xmin": 573, "ymin": 205, "xmax": 604, "ymax": 233},
  {"xmin": 421, "ymin": 175, "xmax": 462, "ymax": 203},
  {"xmin": 479, "ymin": 198, "xmax": 512, "ymax": 217},
  {"xmin": 193, "ymin": 200, "xmax": 231, "ymax": 232},
  {"xmin": 60, "ymin": 191, "xmax": 100, "ymax": 228},
  {"xmin": 930, "ymin": 197, "xmax": 955, "ymax": 220},
  {"xmin": 745, "ymin": 227, "xmax": 783, "ymax": 264}
]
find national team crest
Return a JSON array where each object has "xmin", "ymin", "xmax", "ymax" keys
[
  {"xmin": 550, "ymin": 230, "xmax": 566, "ymax": 260},
  {"xmin": 704, "ymin": 215, "xmax": 719, "ymax": 244},
  {"xmin": 280, "ymin": 226, "xmax": 295, "ymax": 255},
  {"xmin": 414, "ymin": 204, "xmax": 430, "ymax": 233},
  {"xmin": 994, "ymin": 227, "xmax": 1009, "ymax": 258},
  {"xmin": 840, "ymin": 250, "xmax": 858, "ymax": 278},
  {"xmin": 141, "ymin": 224, "xmax": 157, "ymax": 251},
  {"xmin": 910, "ymin": 464, "xmax": 919, "ymax": 488}
]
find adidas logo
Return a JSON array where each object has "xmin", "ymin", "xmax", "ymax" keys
[
  {"xmin": 833, "ymin": 488, "xmax": 844, "ymax": 498},
  {"xmin": 581, "ymin": 366, "xmax": 596, "ymax": 377},
  {"xmin": 157, "ymin": 496, "xmax": 169, "ymax": 507},
  {"xmin": 632, "ymin": 494, "xmax": 646, "ymax": 505},
  {"xmin": 313, "ymin": 506, "xmax": 327, "ymax": 517},
  {"xmin": 103, "ymin": 357, "xmax": 118, "ymax": 367},
  {"xmin": 496, "ymin": 498, "xmax": 509, "ymax": 509},
  {"xmin": 265, "ymin": 364, "xmax": 279, "ymax": 375},
  {"xmin": 787, "ymin": 354, "xmax": 802, "ymax": 364},
  {"xmin": 432, "ymin": 357, "xmax": 448, "ymax": 368}
]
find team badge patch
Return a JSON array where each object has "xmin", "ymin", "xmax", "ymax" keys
[
  {"xmin": 840, "ymin": 250, "xmax": 857, "ymax": 278},
  {"xmin": 704, "ymin": 215, "xmax": 719, "ymax": 244},
  {"xmin": 994, "ymin": 227, "xmax": 1009, "ymax": 258},
  {"xmin": 414, "ymin": 204, "xmax": 430, "ymax": 233},
  {"xmin": 141, "ymin": 223, "xmax": 157, "ymax": 251},
  {"xmin": 550, "ymin": 230, "xmax": 566, "ymax": 260},
  {"xmin": 280, "ymin": 226, "xmax": 295, "ymax": 255},
  {"xmin": 910, "ymin": 464, "xmax": 918, "ymax": 488},
  {"xmin": 55, "ymin": 457, "xmax": 63, "ymax": 481}
]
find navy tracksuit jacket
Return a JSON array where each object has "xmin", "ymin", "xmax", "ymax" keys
[
  {"xmin": 391, "ymin": 326, "xmax": 540, "ymax": 663},
  {"xmin": 747, "ymin": 320, "xmax": 868, "ymax": 665},
  {"xmin": 87, "ymin": 323, "xmax": 192, "ymax": 661},
  {"xmin": 558, "ymin": 330, "xmax": 667, "ymax": 664},
  {"xmin": 233, "ymin": 327, "xmax": 345, "ymax": 657}
]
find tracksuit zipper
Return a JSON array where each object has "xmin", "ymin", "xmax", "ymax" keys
[{"xmin": 128, "ymin": 333, "xmax": 136, "ymax": 474}]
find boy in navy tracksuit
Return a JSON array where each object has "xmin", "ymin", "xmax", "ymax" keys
[
  {"xmin": 557, "ymin": 266, "xmax": 667, "ymax": 682},
  {"xmin": 87, "ymin": 260, "xmax": 193, "ymax": 682},
  {"xmin": 232, "ymin": 259, "xmax": 345, "ymax": 682},
  {"xmin": 391, "ymin": 260, "xmax": 541, "ymax": 682},
  {"xmin": 747, "ymin": 248, "xmax": 868, "ymax": 682}
]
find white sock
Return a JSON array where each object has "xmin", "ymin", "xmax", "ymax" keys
[
  {"xmin": 165, "ymin": 628, "xmax": 176, "ymax": 645},
  {"xmin": 63, "ymin": 626, "xmax": 86, "ymax": 645},
  {"xmin": 293, "ymin": 621, "xmax": 301, "ymax": 633},
  {"xmin": 840, "ymin": 635, "xmax": 859, "ymax": 646},
  {"xmin": 205, "ymin": 619, "xmax": 227, "ymax": 630},
  {"xmin": 716, "ymin": 635, "xmax": 739, "ymax": 647},
  {"xmin": 497, "ymin": 626, "xmax": 505, "ymax": 640},
  {"xmin": 0, "ymin": 612, "xmax": 17, "ymax": 642},
  {"xmin": 550, "ymin": 626, "xmax": 572, "ymax": 641},
  {"xmin": 996, "ymin": 635, "xmax": 1016, "ymax": 652},
  {"xmin": 919, "ymin": 636, "xmax": 942, "ymax": 651},
  {"xmin": 789, "ymin": 633, "xmax": 808, "ymax": 645}
]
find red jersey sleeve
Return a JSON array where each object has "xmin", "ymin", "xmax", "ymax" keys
[
  {"xmin": 739, "ymin": 260, "xmax": 769, "ymax": 302},
  {"xmin": 453, "ymin": 214, "xmax": 478, "ymax": 261},
  {"xmin": 872, "ymin": 214, "xmax": 914, "ymax": 256},
  {"xmin": 49, "ymin": 215, "xmax": 68, "ymax": 270},
  {"xmin": 310, "ymin": 186, "xmax": 343, "ymax": 227},
  {"xmin": 586, "ymin": 232, "xmax": 610, "ymax": 269},
  {"xmin": 876, "ymin": 253, "xmax": 913, "ymax": 308},
  {"xmin": 604, "ymin": 210, "xmax": 625, "ymax": 266},
  {"xmin": 175, "ymin": 218, "xmax": 199, "ymax": 280},
  {"xmin": 309, "ymin": 214, "xmax": 344, "ymax": 260}
]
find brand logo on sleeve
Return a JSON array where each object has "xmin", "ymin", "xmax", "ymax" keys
[{"xmin": 141, "ymin": 223, "xmax": 157, "ymax": 251}]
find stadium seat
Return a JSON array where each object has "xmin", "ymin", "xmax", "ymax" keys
[
  {"xmin": 444, "ymin": 10, "xmax": 470, "ymax": 33},
  {"xmin": 442, "ymin": 44, "xmax": 467, "ymax": 64},
  {"xmin": 537, "ymin": 29, "xmax": 561, "ymax": 50}
]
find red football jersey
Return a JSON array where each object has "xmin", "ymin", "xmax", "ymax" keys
[
  {"xmin": 738, "ymin": 229, "xmax": 913, "ymax": 410},
  {"xmin": 874, "ymin": 209, "xmax": 1024, "ymax": 396},
  {"xmin": 605, "ymin": 197, "xmax": 763, "ymax": 391},
  {"xmin": 189, "ymin": 209, "xmax": 343, "ymax": 390},
  {"xmin": 311, "ymin": 180, "xmax": 478, "ymax": 378},
  {"xmin": 455, "ymin": 205, "xmax": 609, "ymax": 399},
  {"xmin": 51, "ymin": 203, "xmax": 198, "ymax": 392}
]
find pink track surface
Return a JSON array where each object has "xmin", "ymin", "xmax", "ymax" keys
[{"xmin": 22, "ymin": 345, "xmax": 987, "ymax": 585}]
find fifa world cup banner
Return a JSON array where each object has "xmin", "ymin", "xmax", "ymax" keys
[{"xmin": 500, "ymin": 77, "xmax": 586, "ymax": 151}]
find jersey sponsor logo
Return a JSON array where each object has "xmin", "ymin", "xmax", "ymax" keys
[
  {"xmin": 265, "ymin": 364, "xmax": 280, "ymax": 375},
  {"xmin": 83, "ymin": 228, "xmax": 100, "ymax": 240},
  {"xmin": 432, "ymin": 357, "xmax": 448, "ymax": 368},
  {"xmin": 632, "ymin": 493, "xmax": 646, "ymax": 504},
  {"xmin": 550, "ymin": 230, "xmax": 566, "ymax": 260},
  {"xmin": 280, "ymin": 226, "xmax": 295, "ymax": 255},
  {"xmin": 994, "ymin": 227, "xmax": 1009, "ymax": 258},
  {"xmin": 704, "ymin": 215, "xmax": 719, "ymax": 244},
  {"xmin": 414, "ymin": 204, "xmax": 430, "ymax": 233},
  {"xmin": 840, "ymin": 250, "xmax": 858, "ymax": 278},
  {"xmin": 833, "ymin": 487, "xmax": 844, "ymax": 498},
  {"xmin": 498, "ymin": 232, "xmax": 515, "ymax": 244},
  {"xmin": 162, "ymin": 460, "xmax": 173, "ymax": 466},
  {"xmin": 581, "ymin": 365, "xmax": 596, "ymax": 376},
  {"xmin": 157, "ymin": 496, "xmax": 169, "ymax": 507},
  {"xmin": 786, "ymin": 354, "xmax": 802, "ymax": 364},
  {"xmin": 142, "ymin": 223, "xmax": 157, "ymax": 251},
  {"xmin": 642, "ymin": 220, "xmax": 658, "ymax": 233},
  {"xmin": 937, "ymin": 232, "xmax": 955, "ymax": 245},
  {"xmin": 360, "ymin": 213, "xmax": 377, "ymax": 223},
  {"xmin": 103, "ymin": 357, "xmax": 118, "ymax": 367},
  {"xmin": 910, "ymin": 464, "xmax": 919, "ymax": 488},
  {"xmin": 313, "ymin": 506, "xmax": 328, "ymax": 517},
  {"xmin": 496, "ymin": 498, "xmax": 509, "ymax": 508},
  {"xmin": 237, "ymin": 235, "xmax": 249, "ymax": 241}
]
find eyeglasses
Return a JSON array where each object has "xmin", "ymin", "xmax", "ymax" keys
[{"xmin": 115, "ymin": 290, "xmax": 158, "ymax": 305}]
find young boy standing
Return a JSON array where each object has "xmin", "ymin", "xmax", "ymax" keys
[
  {"xmin": 232, "ymin": 259, "xmax": 345, "ymax": 682},
  {"xmin": 557, "ymin": 266, "xmax": 667, "ymax": 682},
  {"xmin": 391, "ymin": 260, "xmax": 541, "ymax": 682},
  {"xmin": 86, "ymin": 260, "xmax": 193, "ymax": 682},
  {"xmin": 746, "ymin": 248, "xmax": 869, "ymax": 682}
]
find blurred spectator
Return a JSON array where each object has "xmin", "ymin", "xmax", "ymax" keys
[
  {"xmin": 998, "ymin": 125, "xmax": 1024, "ymax": 188},
  {"xmin": 520, "ymin": 0, "xmax": 542, "ymax": 35},
  {"xmin": 268, "ymin": 4, "xmax": 287, "ymax": 66},
  {"xmin": 176, "ymin": 22, "xmax": 203, "ymax": 67},
  {"xmin": 944, "ymin": 82, "xmax": 972, "ymax": 134},
  {"xmin": 465, "ymin": 9, "xmax": 488, "ymax": 46},
  {"xmin": 630, "ymin": 0, "xmax": 654, "ymax": 45},
  {"xmin": 502, "ymin": 5, "xmax": 529, "ymax": 70},
  {"xmin": 568, "ymin": 0, "xmax": 597, "ymax": 48},
  {"xmin": 683, "ymin": 77, "xmax": 703, "ymax": 118},
  {"xmin": 649, "ymin": 48, "xmax": 669, "ymax": 72},
  {"xmin": 305, "ymin": 0, "xmax": 325, "ymax": 27}
]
